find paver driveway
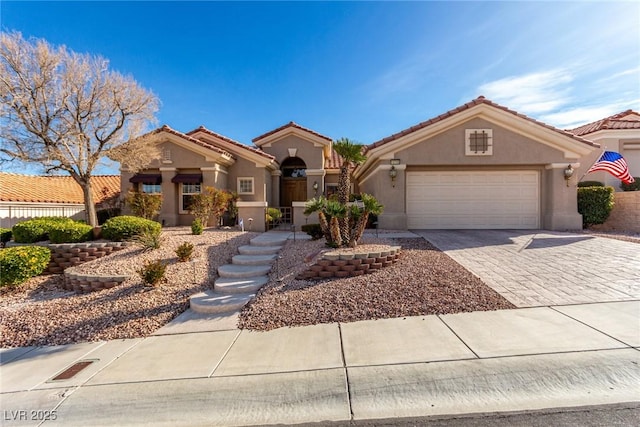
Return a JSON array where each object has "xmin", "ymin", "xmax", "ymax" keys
[{"xmin": 414, "ymin": 230, "xmax": 640, "ymax": 307}]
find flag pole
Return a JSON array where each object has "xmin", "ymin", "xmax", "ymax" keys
[{"xmin": 577, "ymin": 146, "xmax": 606, "ymax": 182}]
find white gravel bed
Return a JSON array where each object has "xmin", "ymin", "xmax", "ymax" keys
[{"xmin": 0, "ymin": 228, "xmax": 256, "ymax": 348}]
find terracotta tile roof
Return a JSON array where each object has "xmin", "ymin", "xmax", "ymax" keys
[
  {"xmin": 187, "ymin": 126, "xmax": 275, "ymax": 161},
  {"xmin": 0, "ymin": 173, "xmax": 120, "ymax": 204},
  {"xmin": 366, "ymin": 96, "xmax": 599, "ymax": 152},
  {"xmin": 568, "ymin": 110, "xmax": 640, "ymax": 136},
  {"xmin": 252, "ymin": 121, "xmax": 333, "ymax": 144},
  {"xmin": 153, "ymin": 125, "xmax": 235, "ymax": 159},
  {"xmin": 325, "ymin": 147, "xmax": 345, "ymax": 170}
]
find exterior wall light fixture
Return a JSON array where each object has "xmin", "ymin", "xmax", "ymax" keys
[
  {"xmin": 312, "ymin": 181, "xmax": 319, "ymax": 195},
  {"xmin": 563, "ymin": 164, "xmax": 574, "ymax": 186},
  {"xmin": 389, "ymin": 159, "xmax": 400, "ymax": 187}
]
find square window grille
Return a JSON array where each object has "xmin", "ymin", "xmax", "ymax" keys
[{"xmin": 465, "ymin": 129, "xmax": 493, "ymax": 156}]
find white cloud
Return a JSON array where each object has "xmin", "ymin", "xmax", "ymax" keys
[{"xmin": 477, "ymin": 69, "xmax": 574, "ymax": 114}]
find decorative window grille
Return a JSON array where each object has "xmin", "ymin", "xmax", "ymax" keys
[{"xmin": 465, "ymin": 129, "xmax": 493, "ymax": 156}]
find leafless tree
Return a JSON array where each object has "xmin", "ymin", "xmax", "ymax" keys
[{"xmin": 0, "ymin": 31, "xmax": 160, "ymax": 226}]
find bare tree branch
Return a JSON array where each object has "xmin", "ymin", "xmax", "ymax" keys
[{"xmin": 0, "ymin": 31, "xmax": 160, "ymax": 226}]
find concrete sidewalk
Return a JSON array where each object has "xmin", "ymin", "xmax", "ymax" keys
[{"xmin": 1, "ymin": 300, "xmax": 639, "ymax": 426}]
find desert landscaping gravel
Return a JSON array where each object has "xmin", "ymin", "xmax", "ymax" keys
[
  {"xmin": 238, "ymin": 236, "xmax": 516, "ymax": 331},
  {"xmin": 0, "ymin": 228, "xmax": 255, "ymax": 348},
  {"xmin": 1, "ymin": 228, "xmax": 518, "ymax": 348}
]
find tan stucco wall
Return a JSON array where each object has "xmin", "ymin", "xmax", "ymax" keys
[
  {"xmin": 260, "ymin": 135, "xmax": 325, "ymax": 170},
  {"xmin": 359, "ymin": 119, "xmax": 589, "ymax": 230}
]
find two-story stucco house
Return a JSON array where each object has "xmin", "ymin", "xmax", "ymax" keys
[{"xmin": 121, "ymin": 97, "xmax": 603, "ymax": 232}]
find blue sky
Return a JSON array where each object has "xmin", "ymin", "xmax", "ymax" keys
[{"xmin": 2, "ymin": 1, "xmax": 639, "ymax": 173}]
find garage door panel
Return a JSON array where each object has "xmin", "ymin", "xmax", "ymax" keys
[{"xmin": 406, "ymin": 171, "xmax": 540, "ymax": 229}]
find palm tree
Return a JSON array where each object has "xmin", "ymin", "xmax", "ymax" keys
[
  {"xmin": 304, "ymin": 196, "xmax": 330, "ymax": 241},
  {"xmin": 324, "ymin": 199, "xmax": 347, "ymax": 248},
  {"xmin": 333, "ymin": 138, "xmax": 366, "ymax": 246},
  {"xmin": 349, "ymin": 193, "xmax": 384, "ymax": 247}
]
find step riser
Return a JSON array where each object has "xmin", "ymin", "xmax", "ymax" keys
[
  {"xmin": 250, "ymin": 239, "xmax": 288, "ymax": 247},
  {"xmin": 190, "ymin": 300, "xmax": 249, "ymax": 314},
  {"xmin": 238, "ymin": 246, "xmax": 282, "ymax": 255},
  {"xmin": 190, "ymin": 292, "xmax": 255, "ymax": 314},
  {"xmin": 215, "ymin": 283, "xmax": 263, "ymax": 294},
  {"xmin": 218, "ymin": 265, "xmax": 272, "ymax": 278},
  {"xmin": 232, "ymin": 256, "xmax": 276, "ymax": 266}
]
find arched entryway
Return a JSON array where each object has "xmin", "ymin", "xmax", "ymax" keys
[{"xmin": 280, "ymin": 157, "xmax": 307, "ymax": 207}]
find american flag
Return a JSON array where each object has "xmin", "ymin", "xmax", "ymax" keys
[{"xmin": 587, "ymin": 151, "xmax": 635, "ymax": 184}]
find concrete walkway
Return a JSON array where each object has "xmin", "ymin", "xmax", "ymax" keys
[
  {"xmin": 1, "ymin": 301, "xmax": 639, "ymax": 426},
  {"xmin": 415, "ymin": 230, "xmax": 640, "ymax": 307}
]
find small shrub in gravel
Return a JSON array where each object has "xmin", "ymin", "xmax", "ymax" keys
[
  {"xmin": 301, "ymin": 223, "xmax": 323, "ymax": 240},
  {"xmin": 48, "ymin": 222, "xmax": 93, "ymax": 243},
  {"xmin": 175, "ymin": 242, "xmax": 194, "ymax": 262},
  {"xmin": 0, "ymin": 246, "xmax": 51, "ymax": 286},
  {"xmin": 191, "ymin": 219, "xmax": 203, "ymax": 235},
  {"xmin": 137, "ymin": 259, "xmax": 167, "ymax": 286},
  {"xmin": 0, "ymin": 227, "xmax": 12, "ymax": 244},
  {"xmin": 12, "ymin": 217, "xmax": 74, "ymax": 243},
  {"xmin": 130, "ymin": 229, "xmax": 163, "ymax": 251},
  {"xmin": 102, "ymin": 216, "xmax": 161, "ymax": 241}
]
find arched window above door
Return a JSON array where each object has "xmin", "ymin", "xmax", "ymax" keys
[{"xmin": 281, "ymin": 157, "xmax": 307, "ymax": 178}]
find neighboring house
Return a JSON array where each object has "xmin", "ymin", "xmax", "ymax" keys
[
  {"xmin": 123, "ymin": 96, "xmax": 602, "ymax": 231},
  {"xmin": 0, "ymin": 173, "xmax": 120, "ymax": 228},
  {"xmin": 568, "ymin": 110, "xmax": 640, "ymax": 188}
]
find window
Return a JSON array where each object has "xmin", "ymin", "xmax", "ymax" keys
[
  {"xmin": 141, "ymin": 183, "xmax": 162, "ymax": 194},
  {"xmin": 162, "ymin": 148, "xmax": 172, "ymax": 163},
  {"xmin": 180, "ymin": 183, "xmax": 201, "ymax": 213},
  {"xmin": 325, "ymin": 184, "xmax": 338, "ymax": 198},
  {"xmin": 238, "ymin": 177, "xmax": 254, "ymax": 195},
  {"xmin": 465, "ymin": 129, "xmax": 493, "ymax": 156}
]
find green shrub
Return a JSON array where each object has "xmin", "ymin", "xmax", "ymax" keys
[
  {"xmin": 0, "ymin": 246, "xmax": 51, "ymax": 286},
  {"xmin": 175, "ymin": 242, "xmax": 194, "ymax": 262},
  {"xmin": 0, "ymin": 228, "xmax": 12, "ymax": 243},
  {"xmin": 577, "ymin": 186, "xmax": 615, "ymax": 227},
  {"xmin": 266, "ymin": 207, "xmax": 282, "ymax": 222},
  {"xmin": 578, "ymin": 180, "xmax": 604, "ymax": 188},
  {"xmin": 130, "ymin": 229, "xmax": 163, "ymax": 251},
  {"xmin": 12, "ymin": 217, "xmax": 74, "ymax": 243},
  {"xmin": 191, "ymin": 218, "xmax": 203, "ymax": 235},
  {"xmin": 620, "ymin": 178, "xmax": 640, "ymax": 192},
  {"xmin": 137, "ymin": 259, "xmax": 167, "ymax": 286},
  {"xmin": 48, "ymin": 222, "xmax": 93, "ymax": 243},
  {"xmin": 101, "ymin": 216, "xmax": 161, "ymax": 241},
  {"xmin": 301, "ymin": 223, "xmax": 323, "ymax": 240}
]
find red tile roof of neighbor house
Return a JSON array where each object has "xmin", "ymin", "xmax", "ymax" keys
[
  {"xmin": 154, "ymin": 125, "xmax": 235, "ymax": 159},
  {"xmin": 187, "ymin": 126, "xmax": 276, "ymax": 161},
  {"xmin": 252, "ymin": 121, "xmax": 333, "ymax": 144},
  {"xmin": 0, "ymin": 173, "xmax": 121, "ymax": 204},
  {"xmin": 568, "ymin": 110, "xmax": 640, "ymax": 136},
  {"xmin": 325, "ymin": 147, "xmax": 345, "ymax": 170},
  {"xmin": 366, "ymin": 96, "xmax": 600, "ymax": 152}
]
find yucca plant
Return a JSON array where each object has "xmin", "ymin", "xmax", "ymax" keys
[
  {"xmin": 304, "ymin": 196, "xmax": 330, "ymax": 241},
  {"xmin": 130, "ymin": 229, "xmax": 163, "ymax": 251},
  {"xmin": 324, "ymin": 199, "xmax": 347, "ymax": 248}
]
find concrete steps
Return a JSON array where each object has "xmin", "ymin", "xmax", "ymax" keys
[{"xmin": 190, "ymin": 232, "xmax": 290, "ymax": 315}]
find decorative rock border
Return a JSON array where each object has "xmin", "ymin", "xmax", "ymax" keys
[
  {"xmin": 297, "ymin": 245, "xmax": 401, "ymax": 280},
  {"xmin": 43, "ymin": 242, "xmax": 129, "ymax": 274},
  {"xmin": 63, "ymin": 272, "xmax": 129, "ymax": 294},
  {"xmin": 5, "ymin": 240, "xmax": 132, "ymax": 294}
]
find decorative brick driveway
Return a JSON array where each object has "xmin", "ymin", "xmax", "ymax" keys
[{"xmin": 414, "ymin": 230, "xmax": 640, "ymax": 307}]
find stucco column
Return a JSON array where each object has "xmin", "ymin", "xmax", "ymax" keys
[
  {"xmin": 271, "ymin": 170, "xmax": 282, "ymax": 207},
  {"xmin": 543, "ymin": 163, "xmax": 583, "ymax": 230},
  {"xmin": 306, "ymin": 169, "xmax": 326, "ymax": 199},
  {"xmin": 159, "ymin": 167, "xmax": 177, "ymax": 226},
  {"xmin": 237, "ymin": 201, "xmax": 268, "ymax": 232},
  {"xmin": 375, "ymin": 164, "xmax": 407, "ymax": 230}
]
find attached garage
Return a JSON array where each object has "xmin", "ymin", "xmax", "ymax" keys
[{"xmin": 406, "ymin": 171, "xmax": 540, "ymax": 229}]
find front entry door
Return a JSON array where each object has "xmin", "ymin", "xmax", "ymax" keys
[{"xmin": 281, "ymin": 178, "xmax": 307, "ymax": 207}]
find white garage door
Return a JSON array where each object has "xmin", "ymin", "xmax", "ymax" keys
[{"xmin": 407, "ymin": 171, "xmax": 540, "ymax": 229}]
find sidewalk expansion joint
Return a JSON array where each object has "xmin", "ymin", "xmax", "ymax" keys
[
  {"xmin": 549, "ymin": 306, "xmax": 638, "ymax": 348},
  {"xmin": 208, "ymin": 329, "xmax": 242, "ymax": 378},
  {"xmin": 337, "ymin": 322, "xmax": 355, "ymax": 421},
  {"xmin": 436, "ymin": 315, "xmax": 480, "ymax": 359}
]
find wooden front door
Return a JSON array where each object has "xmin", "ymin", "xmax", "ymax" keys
[{"xmin": 281, "ymin": 178, "xmax": 307, "ymax": 207}]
